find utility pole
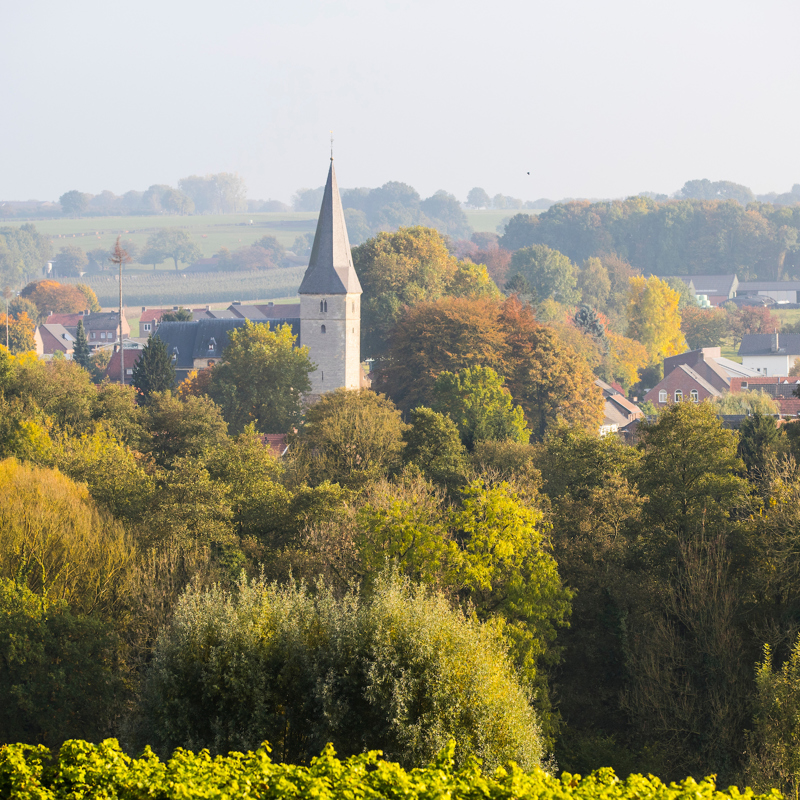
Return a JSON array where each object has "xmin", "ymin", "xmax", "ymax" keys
[
  {"xmin": 2, "ymin": 286, "xmax": 11, "ymax": 350},
  {"xmin": 109, "ymin": 237, "xmax": 131, "ymax": 384}
]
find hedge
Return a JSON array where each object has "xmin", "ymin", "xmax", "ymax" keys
[{"xmin": 0, "ymin": 738, "xmax": 782, "ymax": 800}]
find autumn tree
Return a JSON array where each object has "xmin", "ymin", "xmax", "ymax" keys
[
  {"xmin": 353, "ymin": 226, "xmax": 495, "ymax": 359},
  {"xmin": 208, "ymin": 321, "xmax": 313, "ymax": 434},
  {"xmin": 499, "ymin": 297, "xmax": 605, "ymax": 440},
  {"xmin": 681, "ymin": 306, "xmax": 730, "ymax": 350},
  {"xmin": 727, "ymin": 304, "xmax": 780, "ymax": 346},
  {"xmin": 379, "ymin": 296, "xmax": 507, "ymax": 412},
  {"xmin": 20, "ymin": 280, "xmax": 87, "ymax": 317},
  {"xmin": 578, "ymin": 257, "xmax": 611, "ymax": 310},
  {"xmin": 626, "ymin": 275, "xmax": 686, "ymax": 365}
]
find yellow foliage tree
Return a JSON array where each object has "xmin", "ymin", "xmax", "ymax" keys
[
  {"xmin": 626, "ymin": 275, "xmax": 687, "ymax": 365},
  {"xmin": 606, "ymin": 330, "xmax": 650, "ymax": 389},
  {"xmin": 0, "ymin": 458, "xmax": 132, "ymax": 616}
]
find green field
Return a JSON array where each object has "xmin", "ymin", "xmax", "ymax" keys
[
  {"xmin": 6, "ymin": 209, "xmax": 526, "ymax": 273},
  {"xmin": 15, "ymin": 213, "xmax": 317, "ymax": 271},
  {"xmin": 465, "ymin": 208, "xmax": 538, "ymax": 234}
]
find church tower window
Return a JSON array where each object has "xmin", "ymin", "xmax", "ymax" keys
[{"xmin": 321, "ymin": 324, "xmax": 326, "ymax": 334}]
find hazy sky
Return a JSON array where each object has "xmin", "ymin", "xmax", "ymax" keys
[{"xmin": 2, "ymin": 0, "xmax": 799, "ymax": 204}]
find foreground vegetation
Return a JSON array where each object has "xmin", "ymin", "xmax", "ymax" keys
[{"xmin": 0, "ymin": 739, "xmax": 782, "ymax": 800}]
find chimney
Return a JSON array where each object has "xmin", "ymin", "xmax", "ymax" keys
[
  {"xmin": 141, "ymin": 306, "xmax": 146, "ymax": 312},
  {"xmin": 173, "ymin": 306, "xmax": 178, "ymax": 311},
  {"xmin": 268, "ymin": 301, "xmax": 274, "ymax": 307},
  {"xmin": 78, "ymin": 310, "xmax": 84, "ymax": 316},
  {"xmin": 772, "ymin": 331, "xmax": 780, "ymax": 352},
  {"xmin": 206, "ymin": 305, "xmax": 211, "ymax": 311}
]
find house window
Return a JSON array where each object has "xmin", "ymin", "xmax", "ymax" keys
[
  {"xmin": 321, "ymin": 325, "xmax": 326, "ymax": 334},
  {"xmin": 690, "ymin": 389, "xmax": 699, "ymax": 402},
  {"xmin": 741, "ymin": 381, "xmax": 748, "ymax": 389},
  {"xmin": 207, "ymin": 360, "xmax": 215, "ymax": 367},
  {"xmin": 100, "ymin": 332, "xmax": 106, "ymax": 339},
  {"xmin": 126, "ymin": 368, "xmax": 133, "ymax": 375},
  {"xmin": 658, "ymin": 389, "xmax": 667, "ymax": 403},
  {"xmin": 143, "ymin": 323, "xmax": 151, "ymax": 332},
  {"xmin": 674, "ymin": 389, "xmax": 683, "ymax": 402},
  {"xmin": 91, "ymin": 332, "xmax": 95, "ymax": 339}
]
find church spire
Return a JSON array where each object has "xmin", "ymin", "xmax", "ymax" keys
[{"xmin": 298, "ymin": 161, "xmax": 362, "ymax": 295}]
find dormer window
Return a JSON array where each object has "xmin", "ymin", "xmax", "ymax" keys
[
  {"xmin": 208, "ymin": 337, "xmax": 217, "ymax": 351},
  {"xmin": 172, "ymin": 347, "xmax": 179, "ymax": 364}
]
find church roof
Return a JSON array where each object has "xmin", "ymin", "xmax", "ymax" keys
[{"xmin": 298, "ymin": 160, "xmax": 362, "ymax": 296}]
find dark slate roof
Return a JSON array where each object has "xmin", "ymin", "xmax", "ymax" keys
[
  {"xmin": 738, "ymin": 333, "xmax": 800, "ymax": 356},
  {"xmin": 156, "ymin": 318, "xmax": 301, "ymax": 368},
  {"xmin": 155, "ymin": 321, "xmax": 205, "ymax": 369},
  {"xmin": 81, "ymin": 312, "xmax": 124, "ymax": 330},
  {"xmin": 298, "ymin": 161, "xmax": 362, "ymax": 296},
  {"xmin": 738, "ymin": 281, "xmax": 800, "ymax": 292},
  {"xmin": 229, "ymin": 305, "xmax": 268, "ymax": 320}
]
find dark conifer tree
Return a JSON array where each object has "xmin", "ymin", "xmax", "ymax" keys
[
  {"xmin": 131, "ymin": 335, "xmax": 175, "ymax": 403},
  {"xmin": 73, "ymin": 318, "xmax": 92, "ymax": 371}
]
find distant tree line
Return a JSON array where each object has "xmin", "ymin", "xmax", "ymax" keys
[
  {"xmin": 499, "ymin": 197, "xmax": 800, "ymax": 281},
  {"xmin": 51, "ymin": 173, "xmax": 248, "ymax": 219}
]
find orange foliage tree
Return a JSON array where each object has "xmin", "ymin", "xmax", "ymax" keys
[
  {"xmin": 20, "ymin": 280, "xmax": 88, "ymax": 317},
  {"xmin": 380, "ymin": 295, "xmax": 604, "ymax": 440}
]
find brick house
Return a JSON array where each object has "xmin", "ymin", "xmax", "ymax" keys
[
  {"xmin": 104, "ymin": 348, "xmax": 143, "ymax": 384},
  {"xmin": 644, "ymin": 364, "xmax": 722, "ymax": 408},
  {"xmin": 34, "ymin": 324, "xmax": 75, "ymax": 356}
]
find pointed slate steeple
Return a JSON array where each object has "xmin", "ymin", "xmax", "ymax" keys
[{"xmin": 298, "ymin": 160, "xmax": 362, "ymax": 295}]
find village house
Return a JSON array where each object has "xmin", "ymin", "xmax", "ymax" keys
[
  {"xmin": 595, "ymin": 379, "xmax": 643, "ymax": 436},
  {"xmin": 103, "ymin": 348, "xmax": 143, "ymax": 384},
  {"xmin": 738, "ymin": 332, "xmax": 800, "ymax": 376},
  {"xmin": 34, "ymin": 324, "xmax": 75, "ymax": 357},
  {"xmin": 44, "ymin": 310, "xmax": 130, "ymax": 350},
  {"xmin": 666, "ymin": 274, "xmax": 738, "ymax": 306},
  {"xmin": 729, "ymin": 375, "xmax": 800, "ymax": 416},
  {"xmin": 644, "ymin": 364, "xmax": 722, "ymax": 408}
]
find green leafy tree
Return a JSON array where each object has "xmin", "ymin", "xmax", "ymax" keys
[
  {"xmin": 142, "ymin": 391, "xmax": 228, "ymax": 468},
  {"xmin": 52, "ymin": 245, "xmax": 88, "ymax": 278},
  {"xmin": 144, "ymin": 228, "xmax": 202, "ymax": 271},
  {"xmin": 507, "ymin": 245, "xmax": 579, "ymax": 304},
  {"xmin": 208, "ymin": 321, "xmax": 313, "ymax": 434},
  {"xmin": 139, "ymin": 245, "xmax": 166, "ymax": 270},
  {"xmin": 131, "ymin": 335, "xmax": 176, "ymax": 402},
  {"xmin": 160, "ymin": 307, "xmax": 193, "ymax": 322},
  {"xmin": 353, "ymin": 226, "xmax": 474, "ymax": 359},
  {"xmin": 402, "ymin": 407, "xmax": 469, "ymax": 491},
  {"xmin": 59, "ymin": 190, "xmax": 90, "ymax": 216},
  {"xmin": 72, "ymin": 318, "xmax": 91, "ymax": 371},
  {"xmin": 578, "ymin": 257, "xmax": 611, "ymax": 310},
  {"xmin": 297, "ymin": 389, "xmax": 408, "ymax": 488},
  {"xmin": 0, "ymin": 578, "xmax": 121, "ymax": 748},
  {"xmin": 467, "ymin": 187, "xmax": 491, "ymax": 208},
  {"xmin": 432, "ymin": 366, "xmax": 529, "ymax": 451},
  {"xmin": 737, "ymin": 412, "xmax": 781, "ymax": 476}
]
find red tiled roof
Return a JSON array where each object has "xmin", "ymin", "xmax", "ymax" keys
[
  {"xmin": 262, "ymin": 434, "xmax": 289, "ymax": 458},
  {"xmin": 45, "ymin": 313, "xmax": 80, "ymax": 326},
  {"xmin": 777, "ymin": 397, "xmax": 800, "ymax": 415},
  {"xmin": 731, "ymin": 376, "xmax": 800, "ymax": 390}
]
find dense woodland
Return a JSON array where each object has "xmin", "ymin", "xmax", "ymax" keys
[{"xmin": 5, "ymin": 225, "xmax": 800, "ymax": 791}]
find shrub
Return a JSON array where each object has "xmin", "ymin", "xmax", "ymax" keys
[{"xmin": 138, "ymin": 572, "xmax": 544, "ymax": 770}]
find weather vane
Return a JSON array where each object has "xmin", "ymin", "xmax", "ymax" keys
[{"xmin": 330, "ymin": 130, "xmax": 334, "ymax": 160}]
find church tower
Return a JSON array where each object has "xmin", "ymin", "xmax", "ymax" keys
[{"xmin": 299, "ymin": 159, "xmax": 362, "ymax": 395}]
